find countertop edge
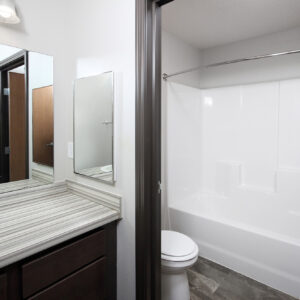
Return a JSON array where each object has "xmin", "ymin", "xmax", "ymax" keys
[{"xmin": 0, "ymin": 213, "xmax": 120, "ymax": 269}]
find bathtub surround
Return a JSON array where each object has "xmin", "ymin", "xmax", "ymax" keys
[
  {"xmin": 165, "ymin": 80, "xmax": 300, "ymax": 297},
  {"xmin": 166, "ymin": 80, "xmax": 300, "ymax": 212},
  {"xmin": 188, "ymin": 257, "xmax": 297, "ymax": 300}
]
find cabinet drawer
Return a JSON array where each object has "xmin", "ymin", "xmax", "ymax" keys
[
  {"xmin": 28, "ymin": 258, "xmax": 106, "ymax": 300},
  {"xmin": 22, "ymin": 230, "xmax": 106, "ymax": 298},
  {"xmin": 0, "ymin": 273, "xmax": 7, "ymax": 300}
]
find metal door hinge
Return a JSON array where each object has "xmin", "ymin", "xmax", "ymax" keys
[
  {"xmin": 4, "ymin": 146, "xmax": 10, "ymax": 155},
  {"xmin": 3, "ymin": 88, "xmax": 10, "ymax": 96}
]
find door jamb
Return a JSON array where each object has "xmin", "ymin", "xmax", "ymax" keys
[{"xmin": 135, "ymin": 0, "xmax": 173, "ymax": 299}]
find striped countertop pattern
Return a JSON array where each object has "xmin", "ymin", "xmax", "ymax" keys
[{"xmin": 0, "ymin": 190, "xmax": 120, "ymax": 268}]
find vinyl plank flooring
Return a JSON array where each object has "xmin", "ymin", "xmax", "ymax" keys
[{"xmin": 188, "ymin": 257, "xmax": 297, "ymax": 300}]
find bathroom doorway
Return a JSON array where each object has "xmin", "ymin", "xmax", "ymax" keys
[
  {"xmin": 137, "ymin": 0, "xmax": 300, "ymax": 299},
  {"xmin": 160, "ymin": 1, "xmax": 300, "ymax": 299}
]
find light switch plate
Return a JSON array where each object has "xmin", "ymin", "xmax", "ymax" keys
[{"xmin": 68, "ymin": 142, "xmax": 73, "ymax": 159}]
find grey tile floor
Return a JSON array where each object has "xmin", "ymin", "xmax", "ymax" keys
[{"xmin": 188, "ymin": 257, "xmax": 297, "ymax": 300}]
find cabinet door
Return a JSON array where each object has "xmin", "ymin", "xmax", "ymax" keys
[
  {"xmin": 22, "ymin": 229, "xmax": 106, "ymax": 298},
  {"xmin": 28, "ymin": 258, "xmax": 106, "ymax": 300},
  {"xmin": 0, "ymin": 273, "xmax": 7, "ymax": 300}
]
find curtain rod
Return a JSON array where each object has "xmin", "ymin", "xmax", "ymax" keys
[{"xmin": 162, "ymin": 49, "xmax": 300, "ymax": 80}]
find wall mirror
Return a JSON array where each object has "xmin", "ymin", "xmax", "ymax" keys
[
  {"xmin": 0, "ymin": 44, "xmax": 54, "ymax": 194},
  {"xmin": 74, "ymin": 72, "xmax": 114, "ymax": 184}
]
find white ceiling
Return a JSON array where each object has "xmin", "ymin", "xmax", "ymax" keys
[{"xmin": 162, "ymin": 0, "xmax": 300, "ymax": 50}]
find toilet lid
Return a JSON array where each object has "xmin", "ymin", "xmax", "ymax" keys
[{"xmin": 161, "ymin": 230, "xmax": 196, "ymax": 258}]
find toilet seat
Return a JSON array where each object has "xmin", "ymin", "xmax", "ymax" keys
[{"xmin": 161, "ymin": 230, "xmax": 198, "ymax": 262}]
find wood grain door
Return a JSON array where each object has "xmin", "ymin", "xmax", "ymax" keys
[
  {"xmin": 9, "ymin": 72, "xmax": 26, "ymax": 181},
  {"xmin": 33, "ymin": 86, "xmax": 54, "ymax": 167}
]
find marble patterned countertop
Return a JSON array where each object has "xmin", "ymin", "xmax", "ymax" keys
[{"xmin": 0, "ymin": 181, "xmax": 121, "ymax": 268}]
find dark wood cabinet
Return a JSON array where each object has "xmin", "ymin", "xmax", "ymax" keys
[
  {"xmin": 0, "ymin": 222, "xmax": 116, "ymax": 300},
  {"xmin": 0, "ymin": 273, "xmax": 7, "ymax": 300},
  {"xmin": 28, "ymin": 258, "xmax": 106, "ymax": 300}
]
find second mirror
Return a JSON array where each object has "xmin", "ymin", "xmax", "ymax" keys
[{"xmin": 74, "ymin": 72, "xmax": 114, "ymax": 184}]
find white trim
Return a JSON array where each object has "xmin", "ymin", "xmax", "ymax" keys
[
  {"xmin": 66, "ymin": 180, "xmax": 121, "ymax": 213},
  {"xmin": 32, "ymin": 168, "xmax": 54, "ymax": 183},
  {"xmin": 0, "ymin": 181, "xmax": 66, "ymax": 201}
]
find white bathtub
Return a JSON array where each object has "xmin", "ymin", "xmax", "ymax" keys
[{"xmin": 169, "ymin": 194, "xmax": 300, "ymax": 298}]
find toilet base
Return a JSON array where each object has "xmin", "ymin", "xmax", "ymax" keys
[{"xmin": 161, "ymin": 270, "xmax": 190, "ymax": 300}]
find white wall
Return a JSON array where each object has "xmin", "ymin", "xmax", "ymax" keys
[
  {"xmin": 0, "ymin": 1, "xmax": 136, "ymax": 299},
  {"xmin": 163, "ymin": 26, "xmax": 300, "ymax": 89},
  {"xmin": 199, "ymin": 26, "xmax": 300, "ymax": 88},
  {"xmin": 162, "ymin": 30, "xmax": 202, "ymax": 88},
  {"xmin": 65, "ymin": 1, "xmax": 136, "ymax": 299}
]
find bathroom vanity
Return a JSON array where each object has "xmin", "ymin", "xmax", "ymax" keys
[
  {"xmin": 0, "ymin": 43, "xmax": 121, "ymax": 300},
  {"xmin": 0, "ymin": 223, "xmax": 116, "ymax": 300},
  {"xmin": 0, "ymin": 181, "xmax": 121, "ymax": 300}
]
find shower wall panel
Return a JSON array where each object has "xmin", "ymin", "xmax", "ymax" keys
[{"xmin": 166, "ymin": 79, "xmax": 300, "ymax": 213}]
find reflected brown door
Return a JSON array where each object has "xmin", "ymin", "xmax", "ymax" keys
[
  {"xmin": 33, "ymin": 86, "xmax": 54, "ymax": 167},
  {"xmin": 9, "ymin": 72, "xmax": 26, "ymax": 181}
]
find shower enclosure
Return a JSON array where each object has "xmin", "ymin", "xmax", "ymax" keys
[{"xmin": 162, "ymin": 28, "xmax": 300, "ymax": 298}]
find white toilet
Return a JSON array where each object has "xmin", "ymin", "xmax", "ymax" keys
[{"xmin": 161, "ymin": 230, "xmax": 199, "ymax": 300}]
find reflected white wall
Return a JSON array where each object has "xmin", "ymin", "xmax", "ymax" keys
[
  {"xmin": 0, "ymin": 44, "xmax": 21, "ymax": 61},
  {"xmin": 74, "ymin": 73, "xmax": 113, "ymax": 171}
]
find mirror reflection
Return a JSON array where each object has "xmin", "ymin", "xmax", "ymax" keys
[
  {"xmin": 74, "ymin": 72, "xmax": 114, "ymax": 183},
  {"xmin": 0, "ymin": 44, "xmax": 54, "ymax": 193}
]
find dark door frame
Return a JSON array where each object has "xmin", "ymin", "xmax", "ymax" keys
[
  {"xmin": 0, "ymin": 50, "xmax": 29, "ymax": 182},
  {"xmin": 135, "ymin": 0, "xmax": 174, "ymax": 299}
]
